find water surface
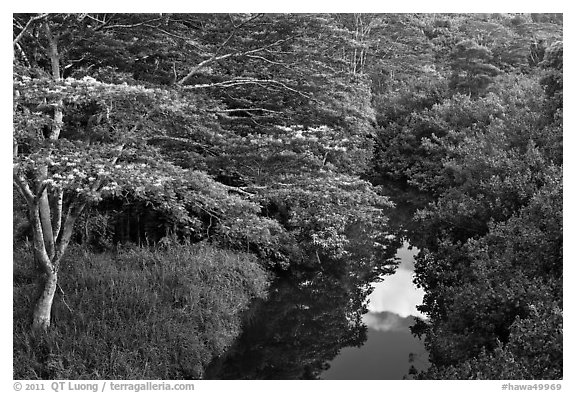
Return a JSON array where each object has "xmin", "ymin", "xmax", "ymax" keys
[
  {"xmin": 205, "ymin": 183, "xmax": 431, "ymax": 379},
  {"xmin": 320, "ymin": 242, "xmax": 428, "ymax": 379}
]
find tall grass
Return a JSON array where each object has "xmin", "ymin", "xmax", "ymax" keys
[{"xmin": 13, "ymin": 241, "xmax": 269, "ymax": 379}]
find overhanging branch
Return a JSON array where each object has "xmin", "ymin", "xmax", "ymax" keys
[
  {"xmin": 183, "ymin": 78, "xmax": 311, "ymax": 99},
  {"xmin": 207, "ymin": 108, "xmax": 284, "ymax": 114}
]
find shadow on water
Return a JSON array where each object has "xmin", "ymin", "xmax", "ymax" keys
[
  {"xmin": 205, "ymin": 267, "xmax": 371, "ymax": 379},
  {"xmin": 205, "ymin": 181, "xmax": 432, "ymax": 380}
]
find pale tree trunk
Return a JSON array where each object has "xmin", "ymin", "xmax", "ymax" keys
[
  {"xmin": 32, "ymin": 271, "xmax": 58, "ymax": 331},
  {"xmin": 37, "ymin": 21, "xmax": 62, "ymax": 261},
  {"xmin": 25, "ymin": 197, "xmax": 85, "ymax": 332},
  {"xmin": 17, "ymin": 20, "xmax": 69, "ymax": 332},
  {"xmin": 38, "ymin": 167, "xmax": 55, "ymax": 259},
  {"xmin": 27, "ymin": 199, "xmax": 57, "ymax": 331},
  {"xmin": 14, "ymin": 17, "xmax": 119, "ymax": 332}
]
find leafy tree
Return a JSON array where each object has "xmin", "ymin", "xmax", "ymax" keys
[
  {"xmin": 539, "ymin": 41, "xmax": 563, "ymax": 124},
  {"xmin": 12, "ymin": 15, "xmax": 276, "ymax": 331},
  {"xmin": 406, "ymin": 41, "xmax": 562, "ymax": 379},
  {"xmin": 414, "ymin": 173, "xmax": 562, "ymax": 378},
  {"xmin": 448, "ymin": 39, "xmax": 501, "ymax": 96},
  {"xmin": 13, "ymin": 13, "xmax": 389, "ymax": 331}
]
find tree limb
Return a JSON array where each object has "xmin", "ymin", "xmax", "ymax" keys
[
  {"xmin": 101, "ymin": 16, "xmax": 163, "ymax": 30},
  {"xmin": 181, "ymin": 37, "xmax": 296, "ymax": 82},
  {"xmin": 37, "ymin": 166, "xmax": 55, "ymax": 259},
  {"xmin": 14, "ymin": 42, "xmax": 31, "ymax": 67},
  {"xmin": 90, "ymin": 143, "xmax": 126, "ymax": 193},
  {"xmin": 84, "ymin": 13, "xmax": 111, "ymax": 30},
  {"xmin": 35, "ymin": 180, "xmax": 50, "ymax": 200},
  {"xmin": 13, "ymin": 13, "xmax": 49, "ymax": 47},
  {"xmin": 89, "ymin": 13, "xmax": 116, "ymax": 31},
  {"xmin": 223, "ymin": 185, "xmax": 256, "ymax": 196},
  {"xmin": 43, "ymin": 21, "xmax": 64, "ymax": 141},
  {"xmin": 53, "ymin": 201, "xmax": 86, "ymax": 268},
  {"xmin": 183, "ymin": 78, "xmax": 311, "ymax": 98},
  {"xmin": 207, "ymin": 108, "xmax": 283, "ymax": 114},
  {"xmin": 245, "ymin": 54, "xmax": 294, "ymax": 70},
  {"xmin": 44, "ymin": 22, "xmax": 61, "ymax": 81},
  {"xmin": 177, "ymin": 13, "xmax": 265, "ymax": 85},
  {"xmin": 13, "ymin": 174, "xmax": 35, "ymax": 205},
  {"xmin": 51, "ymin": 188, "xmax": 64, "ymax": 241},
  {"xmin": 30, "ymin": 203, "xmax": 54, "ymax": 274},
  {"xmin": 144, "ymin": 25, "xmax": 205, "ymax": 52}
]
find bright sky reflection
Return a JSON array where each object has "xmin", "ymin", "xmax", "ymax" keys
[
  {"xmin": 321, "ymin": 241, "xmax": 429, "ymax": 379},
  {"xmin": 366, "ymin": 242, "xmax": 425, "ymax": 319}
]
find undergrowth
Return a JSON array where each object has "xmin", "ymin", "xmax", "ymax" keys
[{"xmin": 13, "ymin": 241, "xmax": 269, "ymax": 379}]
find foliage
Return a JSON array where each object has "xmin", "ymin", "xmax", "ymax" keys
[
  {"xmin": 411, "ymin": 165, "xmax": 562, "ymax": 378},
  {"xmin": 406, "ymin": 47, "xmax": 562, "ymax": 378},
  {"xmin": 448, "ymin": 39, "xmax": 501, "ymax": 96},
  {"xmin": 13, "ymin": 13, "xmax": 389, "ymax": 275},
  {"xmin": 367, "ymin": 17, "xmax": 563, "ymax": 380}
]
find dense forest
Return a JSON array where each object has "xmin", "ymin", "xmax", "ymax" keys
[{"xmin": 13, "ymin": 13, "xmax": 562, "ymax": 380}]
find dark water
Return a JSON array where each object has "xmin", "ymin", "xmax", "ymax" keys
[
  {"xmin": 320, "ymin": 242, "xmax": 429, "ymax": 379},
  {"xmin": 205, "ymin": 182, "xmax": 430, "ymax": 380}
]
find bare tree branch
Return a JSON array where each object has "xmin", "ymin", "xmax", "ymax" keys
[
  {"xmin": 102, "ymin": 17, "xmax": 163, "ymax": 30},
  {"xmin": 223, "ymin": 185, "xmax": 255, "ymax": 196},
  {"xmin": 14, "ymin": 42, "xmax": 31, "ymax": 67},
  {"xmin": 190, "ymin": 37, "xmax": 295, "ymax": 76},
  {"xmin": 51, "ymin": 188, "xmax": 64, "ymax": 240},
  {"xmin": 13, "ymin": 13, "xmax": 49, "ymax": 47},
  {"xmin": 183, "ymin": 78, "xmax": 311, "ymax": 99},
  {"xmin": 144, "ymin": 25, "xmax": 205, "ymax": 52},
  {"xmin": 13, "ymin": 17, "xmax": 25, "ymax": 30},
  {"xmin": 245, "ymin": 54, "xmax": 295, "ymax": 70},
  {"xmin": 207, "ymin": 108, "xmax": 284, "ymax": 114},
  {"xmin": 178, "ymin": 13, "xmax": 265, "ymax": 85},
  {"xmin": 13, "ymin": 174, "xmax": 35, "ymax": 205},
  {"xmin": 88, "ymin": 13, "xmax": 117, "ymax": 31},
  {"xmin": 83, "ymin": 14, "xmax": 104, "ymax": 24}
]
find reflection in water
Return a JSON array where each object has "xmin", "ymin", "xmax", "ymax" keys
[
  {"xmin": 320, "ymin": 242, "xmax": 429, "ymax": 379},
  {"xmin": 367, "ymin": 242, "xmax": 425, "ymax": 319},
  {"xmin": 204, "ymin": 266, "xmax": 372, "ymax": 379},
  {"xmin": 363, "ymin": 311, "xmax": 415, "ymax": 332},
  {"xmin": 321, "ymin": 313, "xmax": 428, "ymax": 380},
  {"xmin": 205, "ymin": 182, "xmax": 431, "ymax": 380}
]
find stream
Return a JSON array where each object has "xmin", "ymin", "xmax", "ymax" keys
[
  {"xmin": 320, "ymin": 241, "xmax": 428, "ymax": 379},
  {"xmin": 205, "ymin": 182, "xmax": 430, "ymax": 380}
]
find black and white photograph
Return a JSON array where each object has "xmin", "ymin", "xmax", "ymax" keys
[{"xmin": 11, "ymin": 8, "xmax": 565, "ymax": 389}]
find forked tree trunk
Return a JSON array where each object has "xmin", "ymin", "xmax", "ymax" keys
[
  {"xmin": 28, "ymin": 202, "xmax": 84, "ymax": 331},
  {"xmin": 24, "ymin": 188, "xmax": 85, "ymax": 331},
  {"xmin": 27, "ymin": 201, "xmax": 56, "ymax": 331},
  {"xmin": 28, "ymin": 20, "xmax": 63, "ymax": 332}
]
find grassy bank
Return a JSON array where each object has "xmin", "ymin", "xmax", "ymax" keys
[{"xmin": 13, "ymin": 242, "xmax": 269, "ymax": 379}]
